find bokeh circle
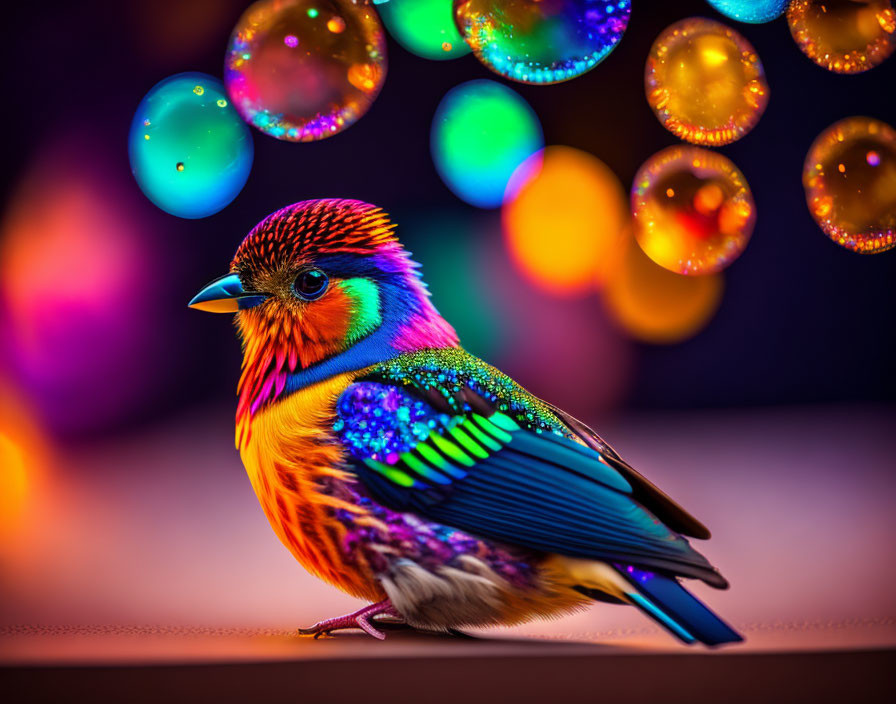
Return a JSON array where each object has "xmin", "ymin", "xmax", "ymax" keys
[
  {"xmin": 378, "ymin": 0, "xmax": 470, "ymax": 60},
  {"xmin": 503, "ymin": 146, "xmax": 629, "ymax": 295},
  {"xmin": 431, "ymin": 80, "xmax": 543, "ymax": 209},
  {"xmin": 603, "ymin": 235, "xmax": 724, "ymax": 344}
]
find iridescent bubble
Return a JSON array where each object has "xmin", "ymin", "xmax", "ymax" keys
[
  {"xmin": 787, "ymin": 0, "xmax": 896, "ymax": 73},
  {"xmin": 803, "ymin": 116, "xmax": 896, "ymax": 253},
  {"xmin": 128, "ymin": 72, "xmax": 253, "ymax": 219},
  {"xmin": 705, "ymin": 0, "xmax": 787, "ymax": 24},
  {"xmin": 632, "ymin": 146, "xmax": 756, "ymax": 275},
  {"xmin": 378, "ymin": 0, "xmax": 471, "ymax": 60},
  {"xmin": 431, "ymin": 80, "xmax": 543, "ymax": 208},
  {"xmin": 225, "ymin": 0, "xmax": 387, "ymax": 141},
  {"xmin": 646, "ymin": 18, "xmax": 768, "ymax": 146},
  {"xmin": 453, "ymin": 0, "xmax": 630, "ymax": 84}
]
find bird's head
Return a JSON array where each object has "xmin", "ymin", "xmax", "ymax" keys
[{"xmin": 189, "ymin": 199, "xmax": 458, "ymax": 437}]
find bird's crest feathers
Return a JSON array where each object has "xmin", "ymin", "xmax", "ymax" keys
[{"xmin": 232, "ymin": 199, "xmax": 400, "ymax": 273}]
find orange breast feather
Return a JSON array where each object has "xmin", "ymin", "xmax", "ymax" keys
[{"xmin": 238, "ymin": 372, "xmax": 385, "ymax": 602}]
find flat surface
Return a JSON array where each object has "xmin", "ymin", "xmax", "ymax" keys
[
  {"xmin": 3, "ymin": 645, "xmax": 894, "ymax": 704},
  {"xmin": 1, "ymin": 406, "xmax": 895, "ymax": 700}
]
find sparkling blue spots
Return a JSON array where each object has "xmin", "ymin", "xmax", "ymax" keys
[
  {"xmin": 336, "ymin": 382, "xmax": 449, "ymax": 462},
  {"xmin": 618, "ymin": 563, "xmax": 656, "ymax": 584}
]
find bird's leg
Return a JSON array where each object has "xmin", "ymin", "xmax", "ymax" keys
[{"xmin": 298, "ymin": 599, "xmax": 402, "ymax": 640}]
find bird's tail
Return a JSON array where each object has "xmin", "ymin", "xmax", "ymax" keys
[{"xmin": 614, "ymin": 564, "xmax": 743, "ymax": 646}]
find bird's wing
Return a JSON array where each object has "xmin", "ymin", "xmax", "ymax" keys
[
  {"xmin": 335, "ymin": 376, "xmax": 727, "ymax": 588},
  {"xmin": 539, "ymin": 402, "xmax": 712, "ymax": 539}
]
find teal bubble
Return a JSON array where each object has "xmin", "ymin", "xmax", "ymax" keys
[
  {"xmin": 705, "ymin": 0, "xmax": 787, "ymax": 23},
  {"xmin": 431, "ymin": 80, "xmax": 543, "ymax": 209},
  {"xmin": 377, "ymin": 0, "xmax": 470, "ymax": 60},
  {"xmin": 128, "ymin": 72, "xmax": 253, "ymax": 219}
]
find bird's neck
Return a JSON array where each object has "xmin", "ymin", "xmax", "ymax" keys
[{"xmin": 235, "ymin": 278, "xmax": 457, "ymax": 448}]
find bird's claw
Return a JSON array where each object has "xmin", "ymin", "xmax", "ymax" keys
[
  {"xmin": 298, "ymin": 615, "xmax": 385, "ymax": 640},
  {"xmin": 297, "ymin": 625, "xmax": 332, "ymax": 639},
  {"xmin": 298, "ymin": 599, "xmax": 400, "ymax": 640}
]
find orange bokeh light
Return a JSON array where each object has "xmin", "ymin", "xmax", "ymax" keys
[
  {"xmin": 0, "ymin": 434, "xmax": 29, "ymax": 526},
  {"xmin": 1, "ymin": 183, "xmax": 139, "ymax": 336},
  {"xmin": 0, "ymin": 381, "xmax": 50, "ymax": 556},
  {"xmin": 503, "ymin": 146, "xmax": 629, "ymax": 296},
  {"xmin": 602, "ymin": 235, "xmax": 724, "ymax": 344}
]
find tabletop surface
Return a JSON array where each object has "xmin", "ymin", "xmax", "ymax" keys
[{"xmin": 2, "ymin": 405, "xmax": 894, "ymax": 700}]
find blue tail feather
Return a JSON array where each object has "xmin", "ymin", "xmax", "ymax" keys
[{"xmin": 617, "ymin": 565, "xmax": 743, "ymax": 646}]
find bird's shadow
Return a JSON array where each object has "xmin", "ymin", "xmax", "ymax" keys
[{"xmin": 299, "ymin": 619, "xmax": 639, "ymax": 654}]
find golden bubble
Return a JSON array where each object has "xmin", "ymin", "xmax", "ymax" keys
[
  {"xmin": 645, "ymin": 17, "xmax": 769, "ymax": 146},
  {"xmin": 216, "ymin": 98, "xmax": 228, "ymax": 107},
  {"xmin": 327, "ymin": 15, "xmax": 346, "ymax": 34},
  {"xmin": 442, "ymin": 41, "xmax": 452, "ymax": 52},
  {"xmin": 787, "ymin": 0, "xmax": 896, "ymax": 73},
  {"xmin": 176, "ymin": 162, "xmax": 185, "ymax": 172},
  {"xmin": 503, "ymin": 146, "xmax": 629, "ymax": 295},
  {"xmin": 632, "ymin": 146, "xmax": 755, "ymax": 275},
  {"xmin": 603, "ymin": 235, "xmax": 724, "ymax": 344},
  {"xmin": 803, "ymin": 116, "xmax": 896, "ymax": 253},
  {"xmin": 193, "ymin": 85, "xmax": 204, "ymax": 95}
]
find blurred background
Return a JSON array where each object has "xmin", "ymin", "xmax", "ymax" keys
[{"xmin": 1, "ymin": 0, "xmax": 895, "ymax": 665}]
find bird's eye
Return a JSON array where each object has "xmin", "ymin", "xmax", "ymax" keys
[{"xmin": 292, "ymin": 268, "xmax": 329, "ymax": 300}]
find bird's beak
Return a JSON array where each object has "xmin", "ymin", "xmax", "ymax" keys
[{"xmin": 188, "ymin": 273, "xmax": 268, "ymax": 313}]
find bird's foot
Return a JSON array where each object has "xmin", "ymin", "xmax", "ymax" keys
[{"xmin": 298, "ymin": 600, "xmax": 402, "ymax": 640}]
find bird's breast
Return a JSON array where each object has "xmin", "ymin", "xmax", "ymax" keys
[{"xmin": 238, "ymin": 370, "xmax": 384, "ymax": 602}]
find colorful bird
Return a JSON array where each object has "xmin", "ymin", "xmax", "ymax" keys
[{"xmin": 189, "ymin": 199, "xmax": 742, "ymax": 646}]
